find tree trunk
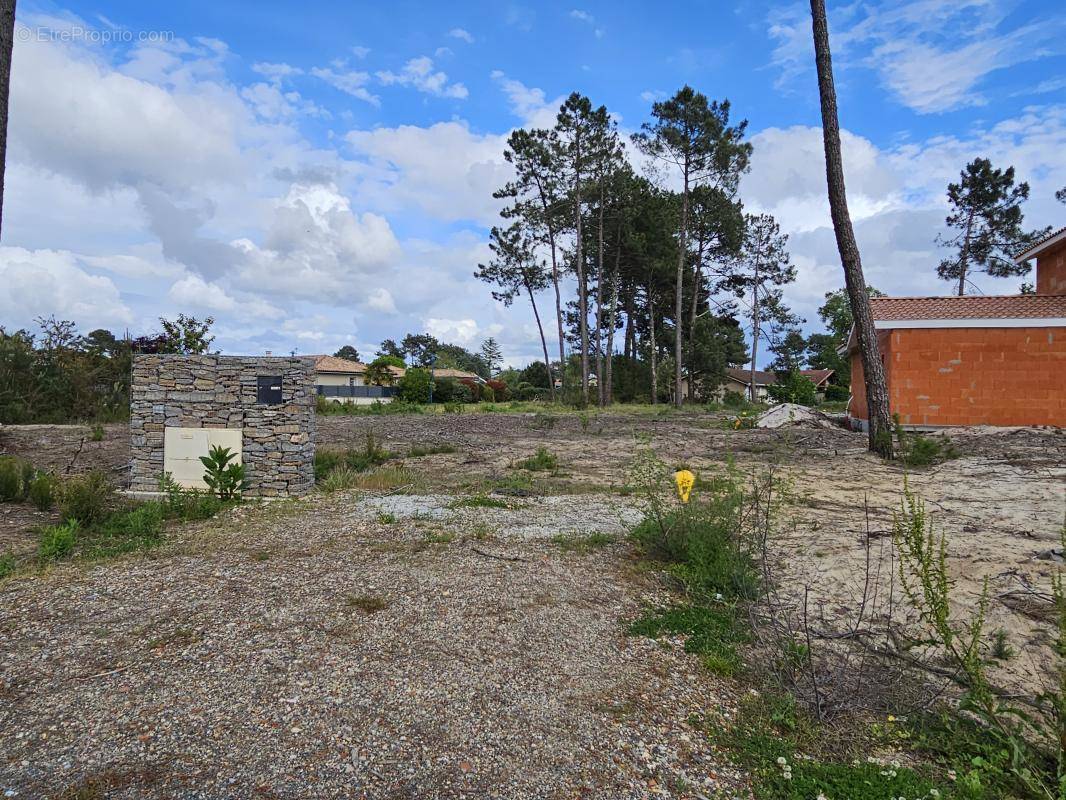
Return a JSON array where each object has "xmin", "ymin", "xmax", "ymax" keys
[
  {"xmin": 811, "ymin": 0, "xmax": 892, "ymax": 457},
  {"xmin": 575, "ymin": 136, "xmax": 590, "ymax": 404},
  {"xmin": 674, "ymin": 169, "xmax": 689, "ymax": 407},
  {"xmin": 0, "ymin": 0, "xmax": 15, "ymax": 239},
  {"xmin": 604, "ymin": 223, "xmax": 622, "ymax": 405},
  {"xmin": 749, "ymin": 275, "xmax": 760, "ymax": 403},
  {"xmin": 533, "ymin": 175, "xmax": 566, "ymax": 392},
  {"xmin": 648, "ymin": 282, "xmax": 658, "ymax": 405},
  {"xmin": 595, "ymin": 177, "xmax": 606, "ymax": 407},
  {"xmin": 525, "ymin": 280, "xmax": 555, "ymax": 403}
]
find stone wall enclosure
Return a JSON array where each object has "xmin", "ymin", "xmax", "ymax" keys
[{"xmin": 130, "ymin": 355, "xmax": 316, "ymax": 497}]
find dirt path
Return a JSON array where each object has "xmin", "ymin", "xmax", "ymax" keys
[{"xmin": 0, "ymin": 491, "xmax": 746, "ymax": 799}]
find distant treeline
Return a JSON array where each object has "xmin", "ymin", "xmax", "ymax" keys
[{"xmin": 0, "ymin": 315, "xmax": 214, "ymax": 424}]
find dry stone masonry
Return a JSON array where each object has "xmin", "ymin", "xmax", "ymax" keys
[{"xmin": 130, "ymin": 355, "xmax": 316, "ymax": 497}]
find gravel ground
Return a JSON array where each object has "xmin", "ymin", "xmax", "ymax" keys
[{"xmin": 0, "ymin": 490, "xmax": 748, "ymax": 799}]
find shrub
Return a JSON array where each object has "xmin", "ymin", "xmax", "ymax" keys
[
  {"xmin": 485, "ymin": 379, "xmax": 509, "ymax": 402},
  {"xmin": 28, "ymin": 473, "xmax": 56, "ymax": 511},
  {"xmin": 893, "ymin": 418, "xmax": 958, "ymax": 467},
  {"xmin": 432, "ymin": 377, "xmax": 461, "ymax": 403},
  {"xmin": 397, "ymin": 368, "xmax": 433, "ymax": 403},
  {"xmin": 38, "ymin": 519, "xmax": 79, "ymax": 561},
  {"xmin": 158, "ymin": 473, "xmax": 224, "ymax": 520},
  {"xmin": 59, "ymin": 471, "xmax": 113, "ymax": 525},
  {"xmin": 459, "ymin": 378, "xmax": 481, "ymax": 402},
  {"xmin": 0, "ymin": 458, "xmax": 30, "ymax": 502},
  {"xmin": 89, "ymin": 424, "xmax": 105, "ymax": 442},
  {"xmin": 0, "ymin": 551, "xmax": 14, "ymax": 579},
  {"xmin": 516, "ymin": 447, "xmax": 558, "ymax": 472},
  {"xmin": 0, "ymin": 456, "xmax": 25, "ymax": 501},
  {"xmin": 314, "ymin": 432, "xmax": 391, "ymax": 482},
  {"xmin": 89, "ymin": 502, "xmax": 165, "ymax": 556},
  {"xmin": 199, "ymin": 445, "xmax": 247, "ymax": 500},
  {"xmin": 824, "ymin": 383, "xmax": 849, "ymax": 402},
  {"xmin": 19, "ymin": 460, "xmax": 34, "ymax": 500},
  {"xmin": 481, "ymin": 384, "xmax": 496, "ymax": 403},
  {"xmin": 766, "ymin": 371, "xmax": 817, "ymax": 406},
  {"xmin": 722, "ymin": 390, "xmax": 747, "ymax": 409}
]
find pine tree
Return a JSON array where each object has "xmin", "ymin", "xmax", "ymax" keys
[
  {"xmin": 496, "ymin": 129, "xmax": 567, "ymax": 391},
  {"xmin": 480, "ymin": 337, "xmax": 503, "ymax": 377},
  {"xmin": 633, "ymin": 86, "xmax": 751, "ymax": 406},
  {"xmin": 476, "ymin": 225, "xmax": 554, "ymax": 398},
  {"xmin": 718, "ymin": 214, "xmax": 795, "ymax": 401},
  {"xmin": 333, "ymin": 345, "xmax": 360, "ymax": 362},
  {"xmin": 936, "ymin": 158, "xmax": 1039, "ymax": 295},
  {"xmin": 811, "ymin": 0, "xmax": 892, "ymax": 456}
]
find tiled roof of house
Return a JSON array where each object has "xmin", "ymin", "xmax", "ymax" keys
[
  {"xmin": 432, "ymin": 368, "xmax": 484, "ymax": 381},
  {"xmin": 801, "ymin": 369, "xmax": 835, "ymax": 387},
  {"xmin": 869, "ymin": 295, "xmax": 1066, "ymax": 321},
  {"xmin": 724, "ymin": 368, "xmax": 835, "ymax": 387},
  {"xmin": 1014, "ymin": 225, "xmax": 1066, "ymax": 262},
  {"xmin": 312, "ymin": 355, "xmax": 366, "ymax": 373}
]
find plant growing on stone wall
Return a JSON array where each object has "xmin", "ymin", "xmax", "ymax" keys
[{"xmin": 200, "ymin": 445, "xmax": 247, "ymax": 501}]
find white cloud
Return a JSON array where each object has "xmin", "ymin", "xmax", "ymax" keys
[
  {"xmin": 490, "ymin": 70, "xmax": 559, "ymax": 127},
  {"xmin": 310, "ymin": 64, "xmax": 380, "ymax": 105},
  {"xmin": 167, "ymin": 274, "xmax": 284, "ymax": 319},
  {"xmin": 376, "ymin": 56, "xmax": 468, "ymax": 99},
  {"xmin": 738, "ymin": 108, "xmax": 1066, "ymax": 333},
  {"xmin": 364, "ymin": 287, "xmax": 398, "ymax": 314},
  {"xmin": 251, "ymin": 61, "xmax": 302, "ymax": 84},
  {"xmin": 0, "ymin": 247, "xmax": 132, "ymax": 329},
  {"xmin": 425, "ymin": 317, "xmax": 479, "ymax": 345},
  {"xmin": 350, "ymin": 46, "xmax": 371, "ymax": 59},
  {"xmin": 231, "ymin": 182, "xmax": 403, "ymax": 301},
  {"xmin": 11, "ymin": 28, "xmax": 245, "ymax": 192},
  {"xmin": 346, "ymin": 121, "xmax": 511, "ymax": 225},
  {"xmin": 448, "ymin": 28, "xmax": 475, "ymax": 43},
  {"xmin": 568, "ymin": 8, "xmax": 604, "ymax": 38},
  {"xmin": 640, "ymin": 89, "xmax": 667, "ymax": 103},
  {"xmin": 767, "ymin": 1, "xmax": 1066, "ymax": 113}
]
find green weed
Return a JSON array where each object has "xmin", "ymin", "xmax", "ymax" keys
[
  {"xmin": 38, "ymin": 519, "xmax": 80, "ymax": 561},
  {"xmin": 516, "ymin": 447, "xmax": 559, "ymax": 472},
  {"xmin": 628, "ymin": 605, "xmax": 748, "ymax": 677}
]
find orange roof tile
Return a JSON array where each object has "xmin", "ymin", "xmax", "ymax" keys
[{"xmin": 870, "ymin": 295, "xmax": 1066, "ymax": 321}]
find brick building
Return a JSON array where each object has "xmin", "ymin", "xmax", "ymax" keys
[{"xmin": 846, "ymin": 226, "xmax": 1066, "ymax": 428}]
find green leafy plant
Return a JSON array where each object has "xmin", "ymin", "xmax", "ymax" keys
[
  {"xmin": 0, "ymin": 456, "xmax": 24, "ymax": 501},
  {"xmin": 28, "ymin": 472, "xmax": 56, "ymax": 511},
  {"xmin": 448, "ymin": 493, "xmax": 509, "ymax": 509},
  {"xmin": 629, "ymin": 605, "xmax": 749, "ymax": 676},
  {"xmin": 38, "ymin": 519, "xmax": 79, "ymax": 561},
  {"xmin": 893, "ymin": 484, "xmax": 1062, "ymax": 798},
  {"xmin": 58, "ymin": 471, "xmax": 113, "ymax": 525},
  {"xmin": 893, "ymin": 416, "xmax": 959, "ymax": 466},
  {"xmin": 158, "ymin": 472, "xmax": 224, "ymax": 520},
  {"xmin": 89, "ymin": 423, "xmax": 105, "ymax": 442},
  {"xmin": 199, "ymin": 445, "xmax": 247, "ymax": 500},
  {"xmin": 0, "ymin": 551, "xmax": 15, "ymax": 579},
  {"xmin": 516, "ymin": 447, "xmax": 558, "ymax": 472},
  {"xmin": 766, "ymin": 371, "xmax": 818, "ymax": 406}
]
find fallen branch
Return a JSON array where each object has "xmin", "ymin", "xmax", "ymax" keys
[{"xmin": 471, "ymin": 547, "xmax": 527, "ymax": 562}]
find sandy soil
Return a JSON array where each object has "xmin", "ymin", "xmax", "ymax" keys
[{"xmin": 0, "ymin": 411, "xmax": 1062, "ymax": 797}]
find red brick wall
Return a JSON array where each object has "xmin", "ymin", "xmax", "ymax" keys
[
  {"xmin": 1036, "ymin": 239, "xmax": 1066, "ymax": 295},
  {"xmin": 851, "ymin": 326, "xmax": 1066, "ymax": 426}
]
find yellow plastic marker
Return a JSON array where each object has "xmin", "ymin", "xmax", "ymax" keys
[{"xmin": 674, "ymin": 469, "xmax": 695, "ymax": 504}]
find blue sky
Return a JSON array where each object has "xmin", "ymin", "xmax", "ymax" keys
[{"xmin": 2, "ymin": 0, "xmax": 1065, "ymax": 365}]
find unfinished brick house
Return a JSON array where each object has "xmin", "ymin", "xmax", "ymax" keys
[{"xmin": 846, "ymin": 226, "xmax": 1066, "ymax": 428}]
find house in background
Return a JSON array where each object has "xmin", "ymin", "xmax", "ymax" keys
[
  {"xmin": 846, "ymin": 226, "xmax": 1066, "ymax": 429},
  {"xmin": 312, "ymin": 355, "xmax": 401, "ymax": 405},
  {"xmin": 432, "ymin": 368, "xmax": 486, "ymax": 384},
  {"xmin": 685, "ymin": 367, "xmax": 834, "ymax": 402}
]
